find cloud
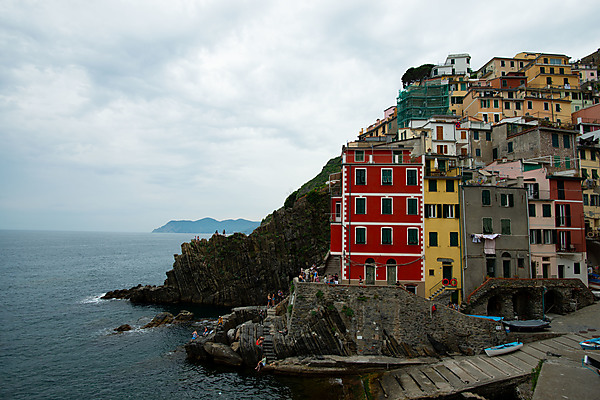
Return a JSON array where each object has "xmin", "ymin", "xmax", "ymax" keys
[{"xmin": 1, "ymin": 0, "xmax": 599, "ymax": 231}]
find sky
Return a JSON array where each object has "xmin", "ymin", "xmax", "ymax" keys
[{"xmin": 1, "ymin": 0, "xmax": 599, "ymax": 232}]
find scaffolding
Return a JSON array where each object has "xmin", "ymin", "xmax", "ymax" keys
[{"xmin": 397, "ymin": 80, "xmax": 451, "ymax": 128}]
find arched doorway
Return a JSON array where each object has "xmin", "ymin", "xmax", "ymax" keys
[
  {"xmin": 502, "ymin": 252, "xmax": 511, "ymax": 278},
  {"xmin": 513, "ymin": 290, "xmax": 534, "ymax": 320},
  {"xmin": 365, "ymin": 258, "xmax": 375, "ymax": 285},
  {"xmin": 487, "ymin": 294, "xmax": 503, "ymax": 317},
  {"xmin": 544, "ymin": 289, "xmax": 564, "ymax": 314},
  {"xmin": 386, "ymin": 259, "xmax": 397, "ymax": 285}
]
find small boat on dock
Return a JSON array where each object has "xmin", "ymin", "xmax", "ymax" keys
[
  {"xmin": 484, "ymin": 341, "xmax": 523, "ymax": 357},
  {"xmin": 466, "ymin": 314, "xmax": 503, "ymax": 322},
  {"xmin": 580, "ymin": 337, "xmax": 600, "ymax": 351},
  {"xmin": 502, "ymin": 319, "xmax": 550, "ymax": 332}
]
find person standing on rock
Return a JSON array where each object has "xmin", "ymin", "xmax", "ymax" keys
[
  {"xmin": 267, "ymin": 293, "xmax": 272, "ymax": 308},
  {"xmin": 192, "ymin": 330, "xmax": 198, "ymax": 340},
  {"xmin": 255, "ymin": 356, "xmax": 267, "ymax": 371}
]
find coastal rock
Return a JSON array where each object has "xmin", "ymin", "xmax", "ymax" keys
[
  {"xmin": 203, "ymin": 342, "xmax": 243, "ymax": 367},
  {"xmin": 142, "ymin": 312, "xmax": 174, "ymax": 329},
  {"xmin": 114, "ymin": 324, "xmax": 132, "ymax": 332},
  {"xmin": 185, "ymin": 337, "xmax": 211, "ymax": 362},
  {"xmin": 174, "ymin": 310, "xmax": 194, "ymax": 322},
  {"xmin": 105, "ymin": 186, "xmax": 332, "ymax": 308}
]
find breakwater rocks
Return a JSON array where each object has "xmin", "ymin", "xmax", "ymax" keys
[
  {"xmin": 186, "ymin": 283, "xmax": 508, "ymax": 370},
  {"xmin": 103, "ymin": 188, "xmax": 331, "ymax": 307}
]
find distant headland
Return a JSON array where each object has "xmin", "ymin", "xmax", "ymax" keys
[{"xmin": 152, "ymin": 217, "xmax": 260, "ymax": 234}]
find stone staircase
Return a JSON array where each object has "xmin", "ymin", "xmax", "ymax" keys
[
  {"xmin": 427, "ymin": 285, "xmax": 447, "ymax": 301},
  {"xmin": 261, "ymin": 307, "xmax": 278, "ymax": 362}
]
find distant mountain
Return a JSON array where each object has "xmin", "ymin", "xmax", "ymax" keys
[{"xmin": 152, "ymin": 218, "xmax": 260, "ymax": 234}]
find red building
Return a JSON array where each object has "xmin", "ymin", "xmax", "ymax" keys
[
  {"xmin": 550, "ymin": 175, "xmax": 587, "ymax": 282},
  {"xmin": 329, "ymin": 141, "xmax": 425, "ymax": 294}
]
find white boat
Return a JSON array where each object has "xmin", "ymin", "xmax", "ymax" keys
[
  {"xmin": 580, "ymin": 337, "xmax": 600, "ymax": 351},
  {"xmin": 484, "ymin": 341, "xmax": 523, "ymax": 357}
]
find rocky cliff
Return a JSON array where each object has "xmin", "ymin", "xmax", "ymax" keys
[{"xmin": 103, "ymin": 187, "xmax": 332, "ymax": 307}]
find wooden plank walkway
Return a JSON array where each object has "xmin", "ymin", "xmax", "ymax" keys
[{"xmin": 377, "ymin": 334, "xmax": 583, "ymax": 400}]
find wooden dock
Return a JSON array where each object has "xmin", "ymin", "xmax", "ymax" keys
[{"xmin": 376, "ymin": 333, "xmax": 588, "ymax": 399}]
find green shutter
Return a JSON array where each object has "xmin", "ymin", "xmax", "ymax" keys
[
  {"xmin": 483, "ymin": 218, "xmax": 493, "ymax": 233},
  {"xmin": 482, "ymin": 190, "xmax": 491, "ymax": 205},
  {"xmin": 408, "ymin": 199, "xmax": 417, "ymax": 215},
  {"xmin": 382, "ymin": 198, "xmax": 392, "ymax": 214},
  {"xmin": 382, "ymin": 228, "xmax": 392, "ymax": 244},
  {"xmin": 408, "ymin": 229, "xmax": 418, "ymax": 245},
  {"xmin": 450, "ymin": 232, "xmax": 459, "ymax": 246}
]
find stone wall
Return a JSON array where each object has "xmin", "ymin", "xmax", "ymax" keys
[
  {"xmin": 288, "ymin": 281, "xmax": 507, "ymax": 358},
  {"xmin": 463, "ymin": 278, "xmax": 595, "ymax": 319}
]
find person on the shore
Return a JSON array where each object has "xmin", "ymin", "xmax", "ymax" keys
[
  {"xmin": 256, "ymin": 336, "xmax": 264, "ymax": 347},
  {"xmin": 267, "ymin": 293, "xmax": 272, "ymax": 308},
  {"xmin": 359, "ymin": 275, "xmax": 364, "ymax": 286},
  {"xmin": 192, "ymin": 330, "xmax": 198, "ymax": 340},
  {"xmin": 203, "ymin": 327, "xmax": 208, "ymax": 336},
  {"xmin": 255, "ymin": 356, "xmax": 267, "ymax": 371},
  {"xmin": 217, "ymin": 316, "xmax": 223, "ymax": 328}
]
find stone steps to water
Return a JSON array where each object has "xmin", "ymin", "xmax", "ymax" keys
[{"xmin": 376, "ymin": 334, "xmax": 583, "ymax": 400}]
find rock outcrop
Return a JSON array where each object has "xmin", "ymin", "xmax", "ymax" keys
[{"xmin": 103, "ymin": 188, "xmax": 332, "ymax": 307}]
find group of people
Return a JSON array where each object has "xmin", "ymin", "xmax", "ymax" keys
[
  {"xmin": 266, "ymin": 289, "xmax": 285, "ymax": 308},
  {"xmin": 298, "ymin": 265, "xmax": 321, "ymax": 282}
]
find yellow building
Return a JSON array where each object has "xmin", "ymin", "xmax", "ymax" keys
[{"xmin": 423, "ymin": 155, "xmax": 462, "ymax": 304}]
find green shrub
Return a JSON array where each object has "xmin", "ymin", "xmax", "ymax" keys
[
  {"xmin": 316, "ymin": 290, "xmax": 324, "ymax": 299},
  {"xmin": 342, "ymin": 305, "xmax": 354, "ymax": 318}
]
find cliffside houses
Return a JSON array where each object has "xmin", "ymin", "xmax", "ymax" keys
[{"xmin": 329, "ymin": 49, "xmax": 600, "ymax": 304}]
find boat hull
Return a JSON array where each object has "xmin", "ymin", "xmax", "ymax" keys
[
  {"xmin": 580, "ymin": 337, "xmax": 600, "ymax": 351},
  {"xmin": 485, "ymin": 341, "xmax": 523, "ymax": 357}
]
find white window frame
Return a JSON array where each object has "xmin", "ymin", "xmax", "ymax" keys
[
  {"xmin": 355, "ymin": 150, "xmax": 365, "ymax": 162},
  {"xmin": 381, "ymin": 168, "xmax": 393, "ymax": 185},
  {"xmin": 407, "ymin": 228, "xmax": 419, "ymax": 245},
  {"xmin": 381, "ymin": 227, "xmax": 393, "ymax": 245},
  {"xmin": 355, "ymin": 226, "xmax": 366, "ymax": 244},
  {"xmin": 406, "ymin": 168, "xmax": 418, "ymax": 186},
  {"xmin": 355, "ymin": 168, "xmax": 366, "ymax": 185},
  {"xmin": 355, "ymin": 197, "xmax": 366, "ymax": 215},
  {"xmin": 407, "ymin": 198, "xmax": 418, "ymax": 215},
  {"xmin": 381, "ymin": 197, "xmax": 393, "ymax": 215}
]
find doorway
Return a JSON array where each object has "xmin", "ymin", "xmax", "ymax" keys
[
  {"xmin": 386, "ymin": 259, "xmax": 396, "ymax": 285},
  {"xmin": 365, "ymin": 258, "xmax": 375, "ymax": 285},
  {"xmin": 558, "ymin": 264, "xmax": 565, "ymax": 278}
]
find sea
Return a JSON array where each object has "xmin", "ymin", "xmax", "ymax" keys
[{"xmin": 0, "ymin": 230, "xmax": 346, "ymax": 400}]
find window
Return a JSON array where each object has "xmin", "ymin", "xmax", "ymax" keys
[
  {"xmin": 505, "ymin": 101, "xmax": 511, "ymax": 110},
  {"xmin": 501, "ymin": 60, "xmax": 505, "ymax": 67},
  {"xmin": 407, "ymin": 228, "xmax": 419, "ymax": 245},
  {"xmin": 583, "ymin": 169, "xmax": 589, "ymax": 178},
  {"xmin": 483, "ymin": 217, "xmax": 493, "ymax": 234},
  {"xmin": 510, "ymin": 61, "xmax": 515, "ymax": 67},
  {"xmin": 494, "ymin": 114, "xmax": 500, "ymax": 123},
  {"xmin": 461, "ymin": 131, "xmax": 466, "ymax": 140},
  {"xmin": 502, "ymin": 79, "xmax": 507, "ymax": 87},
  {"xmin": 542, "ymin": 204, "xmax": 552, "ymax": 217},
  {"xmin": 473, "ymin": 131, "xmax": 479, "ymax": 140},
  {"xmin": 556, "ymin": 104, "xmax": 561, "ymax": 112},
  {"xmin": 508, "ymin": 142, "xmax": 513, "ymax": 153},
  {"xmin": 382, "ymin": 228, "xmax": 392, "ymax": 245},
  {"xmin": 355, "ymin": 227, "xmax": 366, "ymax": 244},
  {"xmin": 593, "ymin": 169, "xmax": 599, "ymax": 179},
  {"xmin": 574, "ymin": 262, "xmax": 581, "ymax": 274},
  {"xmin": 355, "ymin": 197, "xmax": 366, "ymax": 214},
  {"xmin": 355, "ymin": 150, "xmax": 364, "ymax": 162},
  {"xmin": 429, "ymin": 269, "xmax": 435, "ymax": 276},
  {"xmin": 540, "ymin": 66, "xmax": 546, "ymax": 74},
  {"xmin": 483, "ymin": 114, "xmax": 488, "ymax": 122},
  {"xmin": 475, "ymin": 148, "xmax": 481, "ymax": 157},
  {"xmin": 556, "ymin": 204, "xmax": 571, "ymax": 227},
  {"xmin": 501, "ymin": 219, "xmax": 511, "ymax": 235},
  {"xmin": 424, "ymin": 204, "xmax": 437, "ymax": 218},
  {"xmin": 592, "ymin": 195, "xmax": 600, "ymax": 206},
  {"xmin": 529, "ymin": 204, "xmax": 536, "ymax": 217},
  {"xmin": 487, "ymin": 257, "xmax": 496, "ymax": 277},
  {"xmin": 515, "ymin": 102, "xmax": 521, "ymax": 110},
  {"xmin": 583, "ymin": 194, "xmax": 589, "ymax": 206},
  {"xmin": 393, "ymin": 151, "xmax": 402, "ymax": 164},
  {"xmin": 546, "ymin": 77, "xmax": 552, "ymax": 85},
  {"xmin": 482, "ymin": 189, "xmax": 491, "ymax": 205},
  {"xmin": 436, "ymin": 126, "xmax": 444, "ymax": 140},
  {"xmin": 406, "ymin": 169, "xmax": 417, "ymax": 185},
  {"xmin": 527, "ymin": 101, "xmax": 533, "ymax": 109},
  {"xmin": 543, "ymin": 230, "xmax": 553, "ymax": 244},
  {"xmin": 544, "ymin": 102, "xmax": 550, "ymax": 111},
  {"xmin": 446, "ymin": 180, "xmax": 454, "ymax": 192},
  {"xmin": 481, "ymin": 99, "xmax": 489, "ymax": 108},
  {"xmin": 592, "ymin": 151, "xmax": 597, "ymax": 161},
  {"xmin": 550, "ymin": 67, "xmax": 555, "ymax": 74},
  {"xmin": 518, "ymin": 258, "xmax": 524, "ymax": 269},
  {"xmin": 356, "ymin": 169, "xmax": 366, "ymax": 185},
  {"xmin": 450, "ymin": 232, "xmax": 459, "ymax": 247},
  {"xmin": 551, "ymin": 134, "xmax": 559, "ymax": 147},
  {"xmin": 428, "ymin": 179, "xmax": 437, "ymax": 192},
  {"xmin": 559, "ymin": 67, "xmax": 564, "ymax": 75},
  {"xmin": 382, "ymin": 169, "xmax": 392, "ymax": 185},
  {"xmin": 501, "ymin": 193, "xmax": 514, "ymax": 207},
  {"xmin": 493, "ymin": 147, "xmax": 498, "ymax": 160},
  {"xmin": 557, "ymin": 180, "xmax": 565, "ymax": 200},
  {"xmin": 429, "ymin": 232, "xmax": 438, "ymax": 247},
  {"xmin": 493, "ymin": 99, "xmax": 499, "ymax": 108},
  {"xmin": 382, "ymin": 198, "xmax": 392, "ymax": 215},
  {"xmin": 580, "ymin": 149, "xmax": 586, "ymax": 160},
  {"xmin": 443, "ymin": 204, "xmax": 455, "ymax": 218},
  {"xmin": 407, "ymin": 198, "xmax": 418, "ymax": 215}
]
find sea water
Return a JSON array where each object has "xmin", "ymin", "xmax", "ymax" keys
[{"xmin": 0, "ymin": 230, "xmax": 343, "ymax": 399}]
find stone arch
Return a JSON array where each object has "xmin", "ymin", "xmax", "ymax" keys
[
  {"xmin": 513, "ymin": 289, "xmax": 535, "ymax": 320},
  {"xmin": 544, "ymin": 289, "xmax": 565, "ymax": 314},
  {"xmin": 487, "ymin": 294, "xmax": 503, "ymax": 317}
]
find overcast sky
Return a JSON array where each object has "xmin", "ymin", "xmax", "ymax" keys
[{"xmin": 1, "ymin": 1, "xmax": 599, "ymax": 232}]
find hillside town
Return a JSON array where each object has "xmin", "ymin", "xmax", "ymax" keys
[{"xmin": 327, "ymin": 49, "xmax": 600, "ymax": 306}]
